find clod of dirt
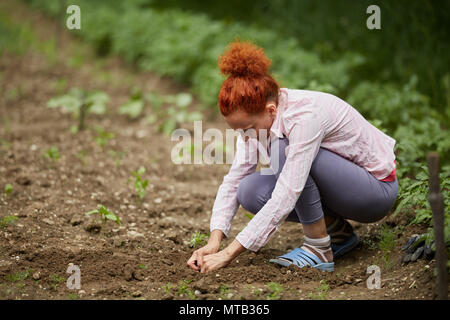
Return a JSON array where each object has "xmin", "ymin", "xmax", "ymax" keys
[
  {"xmin": 161, "ymin": 293, "xmax": 174, "ymax": 300},
  {"xmin": 85, "ymin": 222, "xmax": 101, "ymax": 234},
  {"xmin": 127, "ymin": 230, "xmax": 145, "ymax": 239},
  {"xmin": 42, "ymin": 218, "xmax": 54, "ymax": 225},
  {"xmin": 161, "ymin": 258, "xmax": 173, "ymax": 266},
  {"xmin": 164, "ymin": 230, "xmax": 181, "ymax": 244},
  {"xmin": 32, "ymin": 271, "xmax": 41, "ymax": 280},
  {"xmin": 132, "ymin": 290, "xmax": 142, "ymax": 297},
  {"xmin": 70, "ymin": 214, "xmax": 84, "ymax": 226},
  {"xmin": 123, "ymin": 264, "xmax": 134, "ymax": 281},
  {"xmin": 132, "ymin": 270, "xmax": 145, "ymax": 281},
  {"xmin": 193, "ymin": 278, "xmax": 209, "ymax": 293},
  {"xmin": 16, "ymin": 175, "xmax": 31, "ymax": 186}
]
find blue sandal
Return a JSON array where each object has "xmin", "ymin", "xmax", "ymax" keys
[
  {"xmin": 331, "ymin": 232, "xmax": 360, "ymax": 259},
  {"xmin": 269, "ymin": 247, "xmax": 335, "ymax": 272}
]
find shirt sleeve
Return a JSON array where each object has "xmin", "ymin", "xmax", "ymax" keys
[
  {"xmin": 210, "ymin": 134, "xmax": 258, "ymax": 237},
  {"xmin": 235, "ymin": 109, "xmax": 325, "ymax": 251}
]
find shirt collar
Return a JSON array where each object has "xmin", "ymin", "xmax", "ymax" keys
[{"xmin": 269, "ymin": 88, "xmax": 287, "ymax": 140}]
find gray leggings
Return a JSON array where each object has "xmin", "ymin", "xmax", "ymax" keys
[{"xmin": 237, "ymin": 137, "xmax": 399, "ymax": 224}]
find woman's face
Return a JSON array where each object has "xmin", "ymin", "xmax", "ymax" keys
[{"xmin": 224, "ymin": 103, "xmax": 277, "ymax": 142}]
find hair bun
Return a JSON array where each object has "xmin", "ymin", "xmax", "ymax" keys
[{"xmin": 218, "ymin": 38, "xmax": 271, "ymax": 77}]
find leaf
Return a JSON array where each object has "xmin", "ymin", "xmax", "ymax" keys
[
  {"xmin": 85, "ymin": 209, "xmax": 99, "ymax": 216},
  {"xmin": 175, "ymin": 93, "xmax": 192, "ymax": 108},
  {"xmin": 160, "ymin": 118, "xmax": 177, "ymax": 136},
  {"xmin": 393, "ymin": 194, "xmax": 413, "ymax": 216},
  {"xmin": 119, "ymin": 99, "xmax": 144, "ymax": 119}
]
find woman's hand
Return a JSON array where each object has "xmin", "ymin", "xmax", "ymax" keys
[
  {"xmin": 187, "ymin": 230, "xmax": 224, "ymax": 272},
  {"xmin": 199, "ymin": 239, "xmax": 246, "ymax": 273},
  {"xmin": 187, "ymin": 242, "xmax": 220, "ymax": 272}
]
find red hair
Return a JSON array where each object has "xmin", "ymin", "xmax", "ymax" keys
[{"xmin": 217, "ymin": 38, "xmax": 280, "ymax": 116}]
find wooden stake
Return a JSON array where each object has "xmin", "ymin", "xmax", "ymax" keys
[{"xmin": 427, "ymin": 152, "xmax": 448, "ymax": 300}]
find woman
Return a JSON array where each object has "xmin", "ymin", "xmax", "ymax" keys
[{"xmin": 187, "ymin": 39, "xmax": 398, "ymax": 273}]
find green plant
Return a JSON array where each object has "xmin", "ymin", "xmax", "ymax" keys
[
  {"xmin": 0, "ymin": 215, "xmax": 18, "ymax": 229},
  {"xmin": 265, "ymin": 282, "xmax": 283, "ymax": 300},
  {"xmin": 377, "ymin": 224, "xmax": 396, "ymax": 270},
  {"xmin": 308, "ymin": 279, "xmax": 329, "ymax": 300},
  {"xmin": 49, "ymin": 274, "xmax": 66, "ymax": 290},
  {"xmin": 162, "ymin": 282, "xmax": 173, "ymax": 294},
  {"xmin": 43, "ymin": 146, "xmax": 60, "ymax": 161},
  {"xmin": 94, "ymin": 127, "xmax": 115, "ymax": 148},
  {"xmin": 129, "ymin": 167, "xmax": 149, "ymax": 200},
  {"xmin": 119, "ymin": 88, "xmax": 145, "ymax": 119},
  {"xmin": 189, "ymin": 232, "xmax": 209, "ymax": 248},
  {"xmin": 47, "ymin": 88, "xmax": 109, "ymax": 131},
  {"xmin": 177, "ymin": 279, "xmax": 196, "ymax": 299},
  {"xmin": 86, "ymin": 204, "xmax": 122, "ymax": 233},
  {"xmin": 4, "ymin": 184, "xmax": 12, "ymax": 197},
  {"xmin": 5, "ymin": 269, "xmax": 32, "ymax": 283},
  {"xmin": 219, "ymin": 284, "xmax": 230, "ymax": 299}
]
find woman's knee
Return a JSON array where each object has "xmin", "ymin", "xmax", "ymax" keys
[{"xmin": 237, "ymin": 173, "xmax": 274, "ymax": 214}]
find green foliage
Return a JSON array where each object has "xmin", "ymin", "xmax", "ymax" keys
[
  {"xmin": 119, "ymin": 88, "xmax": 145, "ymax": 119},
  {"xmin": 5, "ymin": 269, "xmax": 33, "ymax": 283},
  {"xmin": 86, "ymin": 204, "xmax": 122, "ymax": 226},
  {"xmin": 0, "ymin": 216, "xmax": 18, "ymax": 229},
  {"xmin": 189, "ymin": 232, "xmax": 209, "ymax": 248},
  {"xmin": 376, "ymin": 224, "xmax": 396, "ymax": 270},
  {"xmin": 43, "ymin": 146, "xmax": 60, "ymax": 162},
  {"xmin": 308, "ymin": 279, "xmax": 329, "ymax": 300},
  {"xmin": 94, "ymin": 127, "xmax": 114, "ymax": 148},
  {"xmin": 130, "ymin": 167, "xmax": 149, "ymax": 200},
  {"xmin": 265, "ymin": 282, "xmax": 283, "ymax": 300},
  {"xmin": 4, "ymin": 184, "xmax": 12, "ymax": 197},
  {"xmin": 177, "ymin": 279, "xmax": 196, "ymax": 299}
]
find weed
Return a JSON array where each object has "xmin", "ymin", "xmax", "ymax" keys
[
  {"xmin": 6, "ymin": 269, "xmax": 32, "ymax": 283},
  {"xmin": 68, "ymin": 293, "xmax": 78, "ymax": 300},
  {"xmin": 177, "ymin": 279, "xmax": 196, "ymax": 299},
  {"xmin": 265, "ymin": 282, "xmax": 283, "ymax": 300},
  {"xmin": 162, "ymin": 282, "xmax": 173, "ymax": 294},
  {"xmin": 43, "ymin": 146, "xmax": 60, "ymax": 162},
  {"xmin": 49, "ymin": 274, "xmax": 66, "ymax": 290},
  {"xmin": 219, "ymin": 284, "xmax": 230, "ymax": 299},
  {"xmin": 138, "ymin": 264, "xmax": 148, "ymax": 270},
  {"xmin": 4, "ymin": 184, "xmax": 12, "ymax": 197},
  {"xmin": 129, "ymin": 167, "xmax": 149, "ymax": 200},
  {"xmin": 86, "ymin": 204, "xmax": 121, "ymax": 234},
  {"xmin": 377, "ymin": 224, "xmax": 396, "ymax": 270},
  {"xmin": 308, "ymin": 279, "xmax": 329, "ymax": 300},
  {"xmin": 94, "ymin": 127, "xmax": 114, "ymax": 149},
  {"xmin": 0, "ymin": 215, "xmax": 18, "ymax": 229},
  {"xmin": 189, "ymin": 232, "xmax": 209, "ymax": 248}
]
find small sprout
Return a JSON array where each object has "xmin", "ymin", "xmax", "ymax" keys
[
  {"xmin": 0, "ymin": 215, "xmax": 19, "ymax": 229},
  {"xmin": 4, "ymin": 183, "xmax": 13, "ymax": 197},
  {"xmin": 162, "ymin": 282, "xmax": 173, "ymax": 294},
  {"xmin": 138, "ymin": 264, "xmax": 148, "ymax": 270},
  {"xmin": 86, "ymin": 205, "xmax": 121, "ymax": 235},
  {"xmin": 94, "ymin": 127, "xmax": 114, "ymax": 149},
  {"xmin": 266, "ymin": 282, "xmax": 283, "ymax": 300},
  {"xmin": 308, "ymin": 279, "xmax": 329, "ymax": 300},
  {"xmin": 49, "ymin": 274, "xmax": 66, "ymax": 290},
  {"xmin": 43, "ymin": 146, "xmax": 60, "ymax": 161},
  {"xmin": 189, "ymin": 232, "xmax": 209, "ymax": 248},
  {"xmin": 130, "ymin": 167, "xmax": 149, "ymax": 200}
]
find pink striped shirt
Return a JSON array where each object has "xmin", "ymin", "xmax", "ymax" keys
[{"xmin": 210, "ymin": 88, "xmax": 397, "ymax": 252}]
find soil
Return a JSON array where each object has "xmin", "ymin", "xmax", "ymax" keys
[{"xmin": 0, "ymin": 0, "xmax": 444, "ymax": 300}]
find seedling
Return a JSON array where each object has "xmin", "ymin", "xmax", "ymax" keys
[
  {"xmin": 119, "ymin": 87, "xmax": 145, "ymax": 120},
  {"xmin": 189, "ymin": 232, "xmax": 209, "ymax": 248},
  {"xmin": 43, "ymin": 146, "xmax": 60, "ymax": 162},
  {"xmin": 107, "ymin": 149, "xmax": 126, "ymax": 166},
  {"xmin": 219, "ymin": 284, "xmax": 230, "ymax": 300},
  {"xmin": 47, "ymin": 88, "xmax": 109, "ymax": 131},
  {"xmin": 129, "ymin": 167, "xmax": 149, "ymax": 200},
  {"xmin": 0, "ymin": 215, "xmax": 19, "ymax": 229},
  {"xmin": 265, "ymin": 282, "xmax": 283, "ymax": 300},
  {"xmin": 308, "ymin": 279, "xmax": 329, "ymax": 300},
  {"xmin": 162, "ymin": 282, "xmax": 173, "ymax": 294},
  {"xmin": 177, "ymin": 279, "xmax": 196, "ymax": 299},
  {"xmin": 49, "ymin": 274, "xmax": 66, "ymax": 290},
  {"xmin": 94, "ymin": 127, "xmax": 114, "ymax": 149},
  {"xmin": 377, "ymin": 224, "xmax": 396, "ymax": 270},
  {"xmin": 86, "ymin": 205, "xmax": 121, "ymax": 234},
  {"xmin": 6, "ymin": 269, "xmax": 33, "ymax": 283},
  {"xmin": 4, "ymin": 184, "xmax": 12, "ymax": 197}
]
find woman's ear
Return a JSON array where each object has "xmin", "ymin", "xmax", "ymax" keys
[{"xmin": 266, "ymin": 103, "xmax": 277, "ymax": 116}]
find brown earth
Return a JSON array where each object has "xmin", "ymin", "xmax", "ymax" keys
[{"xmin": 0, "ymin": 0, "xmax": 442, "ymax": 300}]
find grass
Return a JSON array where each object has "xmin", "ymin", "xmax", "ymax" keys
[
  {"xmin": 4, "ymin": 183, "xmax": 12, "ymax": 197},
  {"xmin": 177, "ymin": 279, "xmax": 196, "ymax": 299},
  {"xmin": 265, "ymin": 282, "xmax": 283, "ymax": 300},
  {"xmin": 189, "ymin": 232, "xmax": 209, "ymax": 248},
  {"xmin": 376, "ymin": 224, "xmax": 396, "ymax": 270},
  {"xmin": 49, "ymin": 274, "xmax": 66, "ymax": 290},
  {"xmin": 5, "ymin": 269, "xmax": 33, "ymax": 283},
  {"xmin": 307, "ymin": 279, "xmax": 330, "ymax": 300},
  {"xmin": 0, "ymin": 215, "xmax": 18, "ymax": 229}
]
